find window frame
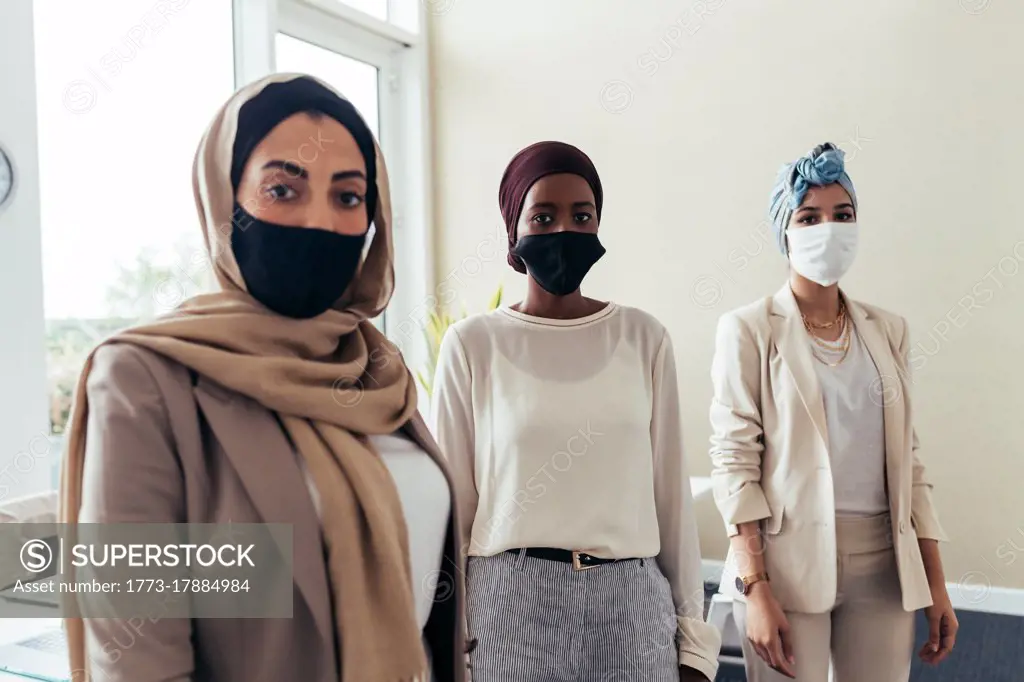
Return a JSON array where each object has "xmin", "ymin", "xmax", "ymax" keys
[{"xmin": 0, "ymin": 0, "xmax": 51, "ymax": 501}]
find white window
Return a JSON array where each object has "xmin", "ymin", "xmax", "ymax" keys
[
  {"xmin": 34, "ymin": 0, "xmax": 236, "ymax": 450},
  {"xmin": 330, "ymin": 0, "xmax": 388, "ymax": 22},
  {"xmin": 0, "ymin": 0, "xmax": 434, "ymax": 500},
  {"xmin": 275, "ymin": 35, "xmax": 382, "ymax": 138}
]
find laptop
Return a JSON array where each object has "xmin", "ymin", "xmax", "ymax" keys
[
  {"xmin": 0, "ymin": 535, "xmax": 71, "ymax": 682},
  {"xmin": 0, "ymin": 622, "xmax": 70, "ymax": 682}
]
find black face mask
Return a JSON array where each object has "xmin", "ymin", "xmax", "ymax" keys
[
  {"xmin": 230, "ymin": 204, "xmax": 367, "ymax": 319},
  {"xmin": 513, "ymin": 231, "xmax": 606, "ymax": 296}
]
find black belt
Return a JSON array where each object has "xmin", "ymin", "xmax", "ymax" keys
[{"xmin": 510, "ymin": 547, "xmax": 636, "ymax": 571}]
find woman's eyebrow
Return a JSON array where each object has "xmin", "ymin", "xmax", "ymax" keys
[
  {"xmin": 331, "ymin": 170, "xmax": 367, "ymax": 182},
  {"xmin": 262, "ymin": 160, "xmax": 307, "ymax": 178}
]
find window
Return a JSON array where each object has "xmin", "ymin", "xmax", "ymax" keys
[
  {"xmin": 34, "ymin": 0, "xmax": 235, "ymax": 442},
  {"xmin": 275, "ymin": 34, "xmax": 381, "ymax": 139},
  {"xmin": 290, "ymin": 0, "xmax": 422, "ymax": 33},
  {"xmin": 0, "ymin": 0, "xmax": 433, "ymax": 499},
  {"xmin": 332, "ymin": 0, "xmax": 388, "ymax": 22}
]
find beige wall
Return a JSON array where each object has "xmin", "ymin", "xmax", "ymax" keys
[{"xmin": 427, "ymin": 1, "xmax": 1024, "ymax": 591}]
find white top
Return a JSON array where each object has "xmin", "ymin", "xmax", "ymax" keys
[
  {"xmin": 809, "ymin": 323, "xmax": 888, "ymax": 516},
  {"xmin": 429, "ymin": 302, "xmax": 721, "ymax": 677},
  {"xmin": 298, "ymin": 432, "xmax": 451, "ymax": 630}
]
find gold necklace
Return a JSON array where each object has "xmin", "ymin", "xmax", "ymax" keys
[
  {"xmin": 812, "ymin": 340, "xmax": 851, "ymax": 367},
  {"xmin": 806, "ymin": 316, "xmax": 851, "ymax": 366},
  {"xmin": 803, "ymin": 301, "xmax": 846, "ymax": 330},
  {"xmin": 808, "ymin": 319, "xmax": 849, "ymax": 350}
]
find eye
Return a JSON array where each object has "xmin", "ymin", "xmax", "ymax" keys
[
  {"xmin": 337, "ymin": 191, "xmax": 365, "ymax": 208},
  {"xmin": 574, "ymin": 213, "xmax": 592, "ymax": 224},
  {"xmin": 531, "ymin": 214, "xmax": 553, "ymax": 226},
  {"xmin": 835, "ymin": 211, "xmax": 855, "ymax": 222},
  {"xmin": 263, "ymin": 183, "xmax": 297, "ymax": 201}
]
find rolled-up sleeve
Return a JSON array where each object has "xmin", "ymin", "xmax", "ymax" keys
[
  {"xmin": 650, "ymin": 330, "xmax": 721, "ymax": 681},
  {"xmin": 897, "ymin": 318, "xmax": 949, "ymax": 542},
  {"xmin": 709, "ymin": 312, "xmax": 770, "ymax": 536}
]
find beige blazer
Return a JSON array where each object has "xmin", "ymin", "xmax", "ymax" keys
[
  {"xmin": 709, "ymin": 285, "xmax": 948, "ymax": 614},
  {"xmin": 77, "ymin": 343, "xmax": 468, "ymax": 682}
]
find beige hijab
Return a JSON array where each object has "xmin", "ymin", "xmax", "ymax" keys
[{"xmin": 60, "ymin": 73, "xmax": 428, "ymax": 681}]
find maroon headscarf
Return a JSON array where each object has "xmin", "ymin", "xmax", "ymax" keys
[{"xmin": 498, "ymin": 141, "xmax": 604, "ymax": 273}]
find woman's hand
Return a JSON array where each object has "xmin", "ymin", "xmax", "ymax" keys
[
  {"xmin": 745, "ymin": 583, "xmax": 796, "ymax": 678},
  {"xmin": 917, "ymin": 539, "xmax": 957, "ymax": 665},
  {"xmin": 919, "ymin": 586, "xmax": 958, "ymax": 665}
]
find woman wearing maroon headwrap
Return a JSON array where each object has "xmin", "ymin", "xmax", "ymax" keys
[{"xmin": 430, "ymin": 141, "xmax": 721, "ymax": 681}]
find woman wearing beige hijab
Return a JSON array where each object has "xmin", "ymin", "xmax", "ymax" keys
[{"xmin": 58, "ymin": 73, "xmax": 467, "ymax": 682}]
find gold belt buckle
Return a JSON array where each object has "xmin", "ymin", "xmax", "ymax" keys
[{"xmin": 572, "ymin": 551, "xmax": 598, "ymax": 572}]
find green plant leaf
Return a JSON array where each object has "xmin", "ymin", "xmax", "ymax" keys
[
  {"xmin": 426, "ymin": 310, "xmax": 442, "ymax": 337},
  {"xmin": 415, "ymin": 369, "xmax": 432, "ymax": 396},
  {"xmin": 488, "ymin": 283, "xmax": 504, "ymax": 310},
  {"xmin": 416, "ymin": 283, "xmax": 506, "ymax": 402}
]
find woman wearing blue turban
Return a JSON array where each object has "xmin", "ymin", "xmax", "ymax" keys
[{"xmin": 708, "ymin": 143, "xmax": 957, "ymax": 681}]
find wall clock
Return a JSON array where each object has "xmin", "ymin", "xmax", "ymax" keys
[{"xmin": 0, "ymin": 145, "xmax": 14, "ymax": 209}]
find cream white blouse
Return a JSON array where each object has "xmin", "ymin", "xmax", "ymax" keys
[{"xmin": 429, "ymin": 302, "xmax": 721, "ymax": 678}]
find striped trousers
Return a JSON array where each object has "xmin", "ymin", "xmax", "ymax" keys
[{"xmin": 466, "ymin": 550, "xmax": 680, "ymax": 681}]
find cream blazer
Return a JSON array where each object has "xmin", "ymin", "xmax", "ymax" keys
[{"xmin": 709, "ymin": 285, "xmax": 948, "ymax": 614}]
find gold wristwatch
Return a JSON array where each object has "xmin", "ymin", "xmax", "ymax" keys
[{"xmin": 735, "ymin": 572, "xmax": 770, "ymax": 595}]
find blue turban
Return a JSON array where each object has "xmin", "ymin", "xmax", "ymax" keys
[{"xmin": 768, "ymin": 142, "xmax": 858, "ymax": 255}]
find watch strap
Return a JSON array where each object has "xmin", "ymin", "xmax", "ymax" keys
[{"xmin": 741, "ymin": 572, "xmax": 770, "ymax": 592}]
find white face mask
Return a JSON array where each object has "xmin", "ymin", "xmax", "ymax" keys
[{"xmin": 785, "ymin": 222, "xmax": 858, "ymax": 287}]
